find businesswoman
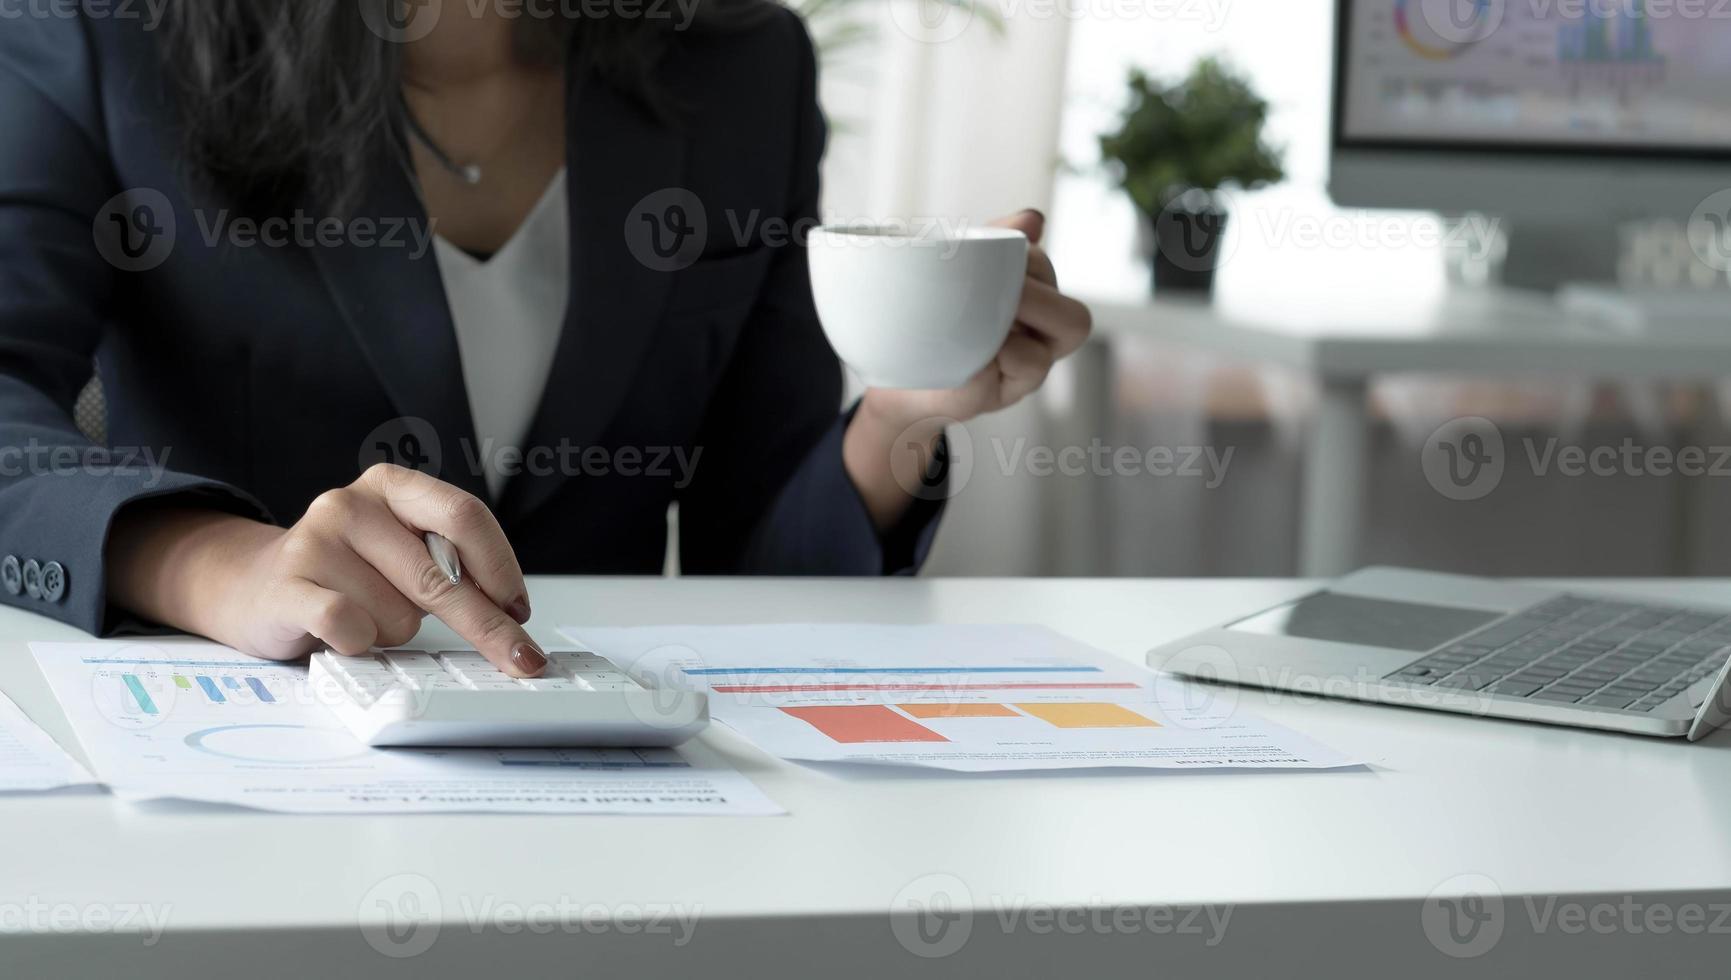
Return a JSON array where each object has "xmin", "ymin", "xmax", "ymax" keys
[{"xmin": 0, "ymin": 1, "xmax": 1090, "ymax": 676}]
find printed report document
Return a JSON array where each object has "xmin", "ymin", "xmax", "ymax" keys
[
  {"xmin": 30, "ymin": 639, "xmax": 781, "ymax": 815},
  {"xmin": 564, "ymin": 624, "xmax": 1358, "ymax": 773}
]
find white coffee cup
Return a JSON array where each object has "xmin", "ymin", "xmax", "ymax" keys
[{"xmin": 807, "ymin": 225, "xmax": 1028, "ymax": 390}]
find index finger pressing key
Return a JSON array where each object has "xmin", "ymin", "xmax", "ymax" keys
[{"xmin": 362, "ymin": 465, "xmax": 532, "ymax": 625}]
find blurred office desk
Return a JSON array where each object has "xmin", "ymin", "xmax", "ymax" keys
[
  {"xmin": 4, "ymin": 576, "xmax": 1731, "ymax": 978},
  {"xmin": 1087, "ymin": 287, "xmax": 1731, "ymax": 576}
]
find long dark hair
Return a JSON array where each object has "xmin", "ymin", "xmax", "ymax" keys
[{"xmin": 160, "ymin": 0, "xmax": 764, "ymax": 214}]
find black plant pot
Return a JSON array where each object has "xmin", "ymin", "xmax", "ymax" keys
[{"xmin": 1148, "ymin": 202, "xmax": 1230, "ymax": 297}]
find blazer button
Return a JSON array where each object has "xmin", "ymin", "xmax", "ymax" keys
[
  {"xmin": 21, "ymin": 559, "xmax": 42, "ymax": 600},
  {"xmin": 0, "ymin": 556, "xmax": 20, "ymax": 596},
  {"xmin": 41, "ymin": 562, "xmax": 67, "ymax": 604}
]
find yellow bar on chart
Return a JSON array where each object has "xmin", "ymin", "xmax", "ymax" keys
[{"xmin": 1014, "ymin": 703, "xmax": 1159, "ymax": 729}]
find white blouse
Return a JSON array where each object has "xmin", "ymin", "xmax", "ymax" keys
[{"xmin": 432, "ymin": 170, "xmax": 570, "ymax": 501}]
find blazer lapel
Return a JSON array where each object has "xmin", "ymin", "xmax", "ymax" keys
[
  {"xmin": 305, "ymin": 149, "xmax": 489, "ymax": 502},
  {"xmin": 496, "ymin": 72, "xmax": 689, "ymax": 526}
]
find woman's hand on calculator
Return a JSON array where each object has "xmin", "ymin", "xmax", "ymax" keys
[{"xmin": 108, "ymin": 464, "xmax": 549, "ymax": 676}]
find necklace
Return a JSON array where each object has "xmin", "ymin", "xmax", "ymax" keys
[
  {"xmin": 399, "ymin": 73, "xmax": 561, "ymax": 188},
  {"xmin": 402, "ymin": 104, "xmax": 484, "ymax": 185}
]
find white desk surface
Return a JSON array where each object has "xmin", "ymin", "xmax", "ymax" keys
[
  {"xmin": 4, "ymin": 576, "xmax": 1729, "ymax": 977},
  {"xmin": 1089, "ymin": 288, "xmax": 1731, "ymax": 378}
]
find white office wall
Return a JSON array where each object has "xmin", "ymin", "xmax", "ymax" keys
[{"xmin": 1047, "ymin": 0, "xmax": 1448, "ymax": 304}]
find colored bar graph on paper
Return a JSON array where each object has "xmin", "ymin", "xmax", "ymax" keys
[
  {"xmin": 195, "ymin": 676, "xmax": 226, "ymax": 704},
  {"xmin": 122, "ymin": 674, "xmax": 158, "ymax": 716},
  {"xmin": 714, "ymin": 681, "xmax": 1140, "ymax": 695},
  {"xmin": 684, "ymin": 666, "xmax": 1101, "ymax": 675},
  {"xmin": 898, "ymin": 703, "xmax": 1020, "ymax": 719},
  {"xmin": 780, "ymin": 706, "xmax": 948, "ymax": 744},
  {"xmin": 173, "ymin": 675, "xmax": 192, "ymax": 690},
  {"xmin": 1015, "ymin": 703, "xmax": 1160, "ymax": 729},
  {"xmin": 222, "ymin": 677, "xmax": 241, "ymax": 690},
  {"xmin": 245, "ymin": 678, "xmax": 275, "ymax": 703}
]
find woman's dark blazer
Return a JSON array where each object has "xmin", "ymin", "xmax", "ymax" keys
[{"xmin": 0, "ymin": 9, "xmax": 944, "ymax": 634}]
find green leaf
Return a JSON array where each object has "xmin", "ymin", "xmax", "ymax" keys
[{"xmin": 1098, "ymin": 56, "xmax": 1287, "ymax": 213}]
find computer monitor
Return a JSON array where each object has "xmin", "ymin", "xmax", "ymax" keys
[{"xmin": 1330, "ymin": 0, "xmax": 1731, "ymax": 290}]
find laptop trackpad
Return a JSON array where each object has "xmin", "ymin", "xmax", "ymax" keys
[{"xmin": 1228, "ymin": 592, "xmax": 1501, "ymax": 655}]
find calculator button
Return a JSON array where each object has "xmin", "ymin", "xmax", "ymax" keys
[
  {"xmin": 524, "ymin": 677, "xmax": 590, "ymax": 691},
  {"xmin": 576, "ymin": 670, "xmax": 631, "ymax": 684}
]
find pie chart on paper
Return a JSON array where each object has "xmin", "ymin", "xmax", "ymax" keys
[{"xmin": 183, "ymin": 724, "xmax": 371, "ymax": 764}]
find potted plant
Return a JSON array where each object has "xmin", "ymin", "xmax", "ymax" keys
[{"xmin": 1099, "ymin": 58, "xmax": 1285, "ymax": 296}]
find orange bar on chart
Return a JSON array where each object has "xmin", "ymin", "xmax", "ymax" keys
[
  {"xmin": 780, "ymin": 705, "xmax": 949, "ymax": 743},
  {"xmin": 1014, "ymin": 703, "xmax": 1160, "ymax": 729},
  {"xmin": 898, "ymin": 703, "xmax": 1020, "ymax": 719}
]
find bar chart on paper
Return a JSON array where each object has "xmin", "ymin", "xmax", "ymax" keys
[
  {"xmin": 779, "ymin": 701, "xmax": 1164, "ymax": 744},
  {"xmin": 83, "ymin": 647, "xmax": 297, "ymax": 729},
  {"xmin": 569, "ymin": 624, "xmax": 1359, "ymax": 773}
]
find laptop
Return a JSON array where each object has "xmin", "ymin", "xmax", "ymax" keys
[{"xmin": 1147, "ymin": 568, "xmax": 1731, "ymax": 740}]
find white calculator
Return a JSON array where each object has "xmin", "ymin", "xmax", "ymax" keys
[{"xmin": 309, "ymin": 648, "xmax": 708, "ymax": 748}]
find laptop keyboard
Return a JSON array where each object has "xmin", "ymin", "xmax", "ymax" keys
[{"xmin": 1387, "ymin": 596, "xmax": 1731, "ymax": 712}]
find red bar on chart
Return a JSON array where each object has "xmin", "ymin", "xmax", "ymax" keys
[{"xmin": 780, "ymin": 706, "xmax": 949, "ymax": 743}]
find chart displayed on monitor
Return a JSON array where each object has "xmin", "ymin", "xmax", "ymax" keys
[{"xmin": 1339, "ymin": 0, "xmax": 1731, "ymax": 151}]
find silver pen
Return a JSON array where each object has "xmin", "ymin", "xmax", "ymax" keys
[{"xmin": 425, "ymin": 531, "xmax": 461, "ymax": 585}]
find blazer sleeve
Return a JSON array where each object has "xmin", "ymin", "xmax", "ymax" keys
[
  {"xmin": 676, "ymin": 15, "xmax": 946, "ymax": 577},
  {"xmin": 0, "ymin": 20, "xmax": 267, "ymax": 635}
]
